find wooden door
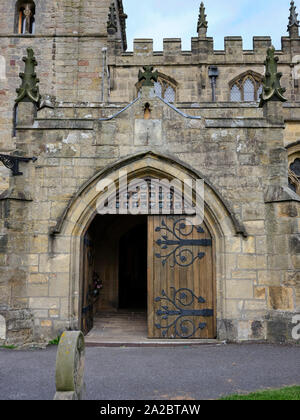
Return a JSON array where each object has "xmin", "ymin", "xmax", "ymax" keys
[
  {"xmin": 148, "ymin": 215, "xmax": 215, "ymax": 339},
  {"xmin": 81, "ymin": 233, "xmax": 95, "ymax": 335}
]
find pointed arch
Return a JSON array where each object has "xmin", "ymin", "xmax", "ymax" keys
[
  {"xmin": 49, "ymin": 151, "xmax": 247, "ymax": 331},
  {"xmin": 229, "ymin": 70, "xmax": 263, "ymax": 102},
  {"xmin": 51, "ymin": 151, "xmax": 246, "ymax": 239},
  {"xmin": 136, "ymin": 72, "xmax": 178, "ymax": 103}
]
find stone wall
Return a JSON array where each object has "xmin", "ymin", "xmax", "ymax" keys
[
  {"xmin": 107, "ymin": 36, "xmax": 300, "ymax": 103},
  {"xmin": 0, "ymin": 0, "xmax": 119, "ymax": 153},
  {"xmin": 0, "ymin": 1, "xmax": 299, "ymax": 344},
  {"xmin": 0, "ymin": 87, "xmax": 297, "ymax": 344}
]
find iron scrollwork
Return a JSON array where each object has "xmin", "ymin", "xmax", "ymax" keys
[
  {"xmin": 155, "ymin": 218, "xmax": 212, "ymax": 267},
  {"xmin": 0, "ymin": 154, "xmax": 37, "ymax": 176},
  {"xmin": 155, "ymin": 287, "xmax": 213, "ymax": 338}
]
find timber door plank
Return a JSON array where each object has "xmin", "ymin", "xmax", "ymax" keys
[
  {"xmin": 148, "ymin": 215, "xmax": 215, "ymax": 339},
  {"xmin": 147, "ymin": 217, "xmax": 154, "ymax": 338},
  {"xmin": 81, "ymin": 233, "xmax": 94, "ymax": 335}
]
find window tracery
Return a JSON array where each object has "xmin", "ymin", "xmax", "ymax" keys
[
  {"xmin": 137, "ymin": 73, "xmax": 177, "ymax": 103},
  {"xmin": 230, "ymin": 71, "xmax": 263, "ymax": 102}
]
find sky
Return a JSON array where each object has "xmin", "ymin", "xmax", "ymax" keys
[{"xmin": 123, "ymin": 0, "xmax": 294, "ymax": 51}]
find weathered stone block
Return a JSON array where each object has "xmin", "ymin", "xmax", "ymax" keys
[
  {"xmin": 226, "ymin": 280, "xmax": 254, "ymax": 299},
  {"xmin": 268, "ymin": 286, "xmax": 294, "ymax": 311}
]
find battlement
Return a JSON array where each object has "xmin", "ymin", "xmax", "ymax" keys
[{"xmin": 121, "ymin": 36, "xmax": 297, "ymax": 65}]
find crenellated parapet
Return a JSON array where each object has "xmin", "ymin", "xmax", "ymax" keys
[{"xmin": 111, "ymin": 36, "xmax": 300, "ymax": 67}]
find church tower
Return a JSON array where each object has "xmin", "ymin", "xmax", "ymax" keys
[{"xmin": 0, "ymin": 1, "xmax": 126, "ymax": 149}]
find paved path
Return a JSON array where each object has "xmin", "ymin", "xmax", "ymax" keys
[{"xmin": 0, "ymin": 343, "xmax": 299, "ymax": 400}]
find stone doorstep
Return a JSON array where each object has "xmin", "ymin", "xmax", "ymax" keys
[{"xmin": 84, "ymin": 339, "xmax": 224, "ymax": 348}]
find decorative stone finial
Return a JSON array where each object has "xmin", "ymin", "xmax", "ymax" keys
[
  {"xmin": 107, "ymin": 2, "xmax": 118, "ymax": 35},
  {"xmin": 138, "ymin": 66, "xmax": 158, "ymax": 87},
  {"xmin": 197, "ymin": 2, "xmax": 208, "ymax": 38},
  {"xmin": 259, "ymin": 46, "xmax": 287, "ymax": 107},
  {"xmin": 15, "ymin": 47, "xmax": 40, "ymax": 106},
  {"xmin": 288, "ymin": 1, "xmax": 300, "ymax": 33}
]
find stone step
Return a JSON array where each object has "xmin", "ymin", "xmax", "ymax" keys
[
  {"xmin": 85, "ymin": 313, "xmax": 222, "ymax": 347},
  {"xmin": 85, "ymin": 339, "xmax": 224, "ymax": 347}
]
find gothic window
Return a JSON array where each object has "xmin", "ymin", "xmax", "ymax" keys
[
  {"xmin": 289, "ymin": 157, "xmax": 300, "ymax": 195},
  {"xmin": 230, "ymin": 84, "xmax": 241, "ymax": 102},
  {"xmin": 164, "ymin": 85, "xmax": 176, "ymax": 103},
  {"xmin": 230, "ymin": 71, "xmax": 263, "ymax": 102},
  {"xmin": 15, "ymin": 1, "xmax": 36, "ymax": 35},
  {"xmin": 137, "ymin": 73, "xmax": 177, "ymax": 104}
]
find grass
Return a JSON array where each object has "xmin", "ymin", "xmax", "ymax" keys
[
  {"xmin": 0, "ymin": 345, "xmax": 17, "ymax": 350},
  {"xmin": 221, "ymin": 386, "xmax": 300, "ymax": 400},
  {"xmin": 48, "ymin": 336, "xmax": 61, "ymax": 346}
]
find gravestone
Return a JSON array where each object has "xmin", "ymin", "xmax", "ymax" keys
[
  {"xmin": 0, "ymin": 315, "xmax": 6, "ymax": 342},
  {"xmin": 54, "ymin": 331, "xmax": 86, "ymax": 400}
]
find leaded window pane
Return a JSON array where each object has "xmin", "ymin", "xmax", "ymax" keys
[
  {"xmin": 230, "ymin": 84, "xmax": 241, "ymax": 102},
  {"xmin": 290, "ymin": 158, "xmax": 300, "ymax": 177},
  {"xmin": 164, "ymin": 86, "xmax": 175, "ymax": 103},
  {"xmin": 154, "ymin": 82, "xmax": 162, "ymax": 98},
  {"xmin": 289, "ymin": 180, "xmax": 297, "ymax": 193},
  {"xmin": 244, "ymin": 78, "xmax": 255, "ymax": 101}
]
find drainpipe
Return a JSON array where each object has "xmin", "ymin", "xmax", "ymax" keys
[
  {"xmin": 101, "ymin": 48, "xmax": 110, "ymax": 102},
  {"xmin": 208, "ymin": 66, "xmax": 219, "ymax": 102}
]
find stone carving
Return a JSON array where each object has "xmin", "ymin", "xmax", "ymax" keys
[
  {"xmin": 259, "ymin": 46, "xmax": 287, "ymax": 107},
  {"xmin": 288, "ymin": 1, "xmax": 299, "ymax": 29},
  {"xmin": 54, "ymin": 331, "xmax": 86, "ymax": 400},
  {"xmin": 138, "ymin": 66, "xmax": 158, "ymax": 87},
  {"xmin": 197, "ymin": 2, "xmax": 208, "ymax": 37},
  {"xmin": 39, "ymin": 94, "xmax": 55, "ymax": 110},
  {"xmin": 107, "ymin": 2, "xmax": 118, "ymax": 35},
  {"xmin": 16, "ymin": 47, "xmax": 41, "ymax": 105}
]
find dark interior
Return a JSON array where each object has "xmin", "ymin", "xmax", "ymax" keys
[{"xmin": 118, "ymin": 221, "xmax": 148, "ymax": 311}]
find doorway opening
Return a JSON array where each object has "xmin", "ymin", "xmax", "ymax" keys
[
  {"xmin": 81, "ymin": 215, "xmax": 148, "ymax": 337},
  {"xmin": 81, "ymin": 213, "xmax": 216, "ymax": 341},
  {"xmin": 118, "ymin": 223, "xmax": 148, "ymax": 311}
]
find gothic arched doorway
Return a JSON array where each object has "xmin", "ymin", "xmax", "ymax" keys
[
  {"xmin": 53, "ymin": 152, "xmax": 247, "ymax": 340},
  {"xmin": 81, "ymin": 213, "xmax": 215, "ymax": 340}
]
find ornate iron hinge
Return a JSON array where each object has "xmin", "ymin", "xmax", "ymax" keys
[
  {"xmin": 155, "ymin": 288, "xmax": 213, "ymax": 338},
  {"xmin": 155, "ymin": 218, "xmax": 212, "ymax": 267},
  {"xmin": 0, "ymin": 154, "xmax": 37, "ymax": 176}
]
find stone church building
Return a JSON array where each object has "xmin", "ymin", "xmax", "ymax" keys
[{"xmin": 0, "ymin": 0, "xmax": 300, "ymax": 345}]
